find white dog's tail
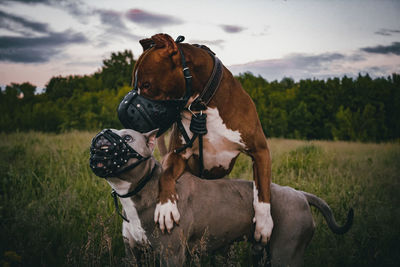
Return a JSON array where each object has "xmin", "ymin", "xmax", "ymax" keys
[{"xmin": 301, "ymin": 191, "xmax": 354, "ymax": 234}]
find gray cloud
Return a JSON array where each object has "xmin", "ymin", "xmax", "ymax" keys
[
  {"xmin": 1, "ymin": 0, "xmax": 90, "ymax": 19},
  {"xmin": 0, "ymin": 30, "xmax": 87, "ymax": 63},
  {"xmin": 361, "ymin": 42, "xmax": 400, "ymax": 55},
  {"xmin": 94, "ymin": 9, "xmax": 141, "ymax": 43},
  {"xmin": 347, "ymin": 53, "xmax": 366, "ymax": 62},
  {"xmin": 1, "ymin": 0, "xmax": 50, "ymax": 4},
  {"xmin": 286, "ymin": 53, "xmax": 345, "ymax": 69},
  {"xmin": 59, "ymin": 0, "xmax": 88, "ymax": 17},
  {"xmin": 125, "ymin": 9, "xmax": 183, "ymax": 27},
  {"xmin": 0, "ymin": 10, "xmax": 87, "ymax": 63},
  {"xmin": 220, "ymin": 24, "xmax": 245, "ymax": 33},
  {"xmin": 374, "ymin": 28, "xmax": 400, "ymax": 36},
  {"xmin": 97, "ymin": 9, "xmax": 125, "ymax": 29},
  {"xmin": 228, "ymin": 52, "xmax": 367, "ymax": 81},
  {"xmin": 1, "ymin": 0, "xmax": 142, "ymax": 40},
  {"xmin": 0, "ymin": 10, "xmax": 50, "ymax": 35},
  {"xmin": 188, "ymin": 39, "xmax": 225, "ymax": 48}
]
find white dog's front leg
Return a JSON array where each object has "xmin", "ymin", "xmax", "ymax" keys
[
  {"xmin": 154, "ymin": 199, "xmax": 180, "ymax": 233},
  {"xmin": 253, "ymin": 182, "xmax": 274, "ymax": 243}
]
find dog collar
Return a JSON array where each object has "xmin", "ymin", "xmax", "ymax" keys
[{"xmin": 111, "ymin": 164, "xmax": 158, "ymax": 222}]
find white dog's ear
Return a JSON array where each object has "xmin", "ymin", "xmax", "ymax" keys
[{"xmin": 143, "ymin": 129, "xmax": 159, "ymax": 153}]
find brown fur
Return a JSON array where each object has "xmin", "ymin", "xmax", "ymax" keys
[{"xmin": 134, "ymin": 33, "xmax": 272, "ymax": 231}]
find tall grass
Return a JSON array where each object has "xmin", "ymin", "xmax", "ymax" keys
[{"xmin": 0, "ymin": 131, "xmax": 399, "ymax": 266}]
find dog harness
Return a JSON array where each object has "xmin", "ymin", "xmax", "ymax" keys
[{"xmin": 118, "ymin": 36, "xmax": 223, "ymax": 177}]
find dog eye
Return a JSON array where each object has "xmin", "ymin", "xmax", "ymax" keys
[
  {"xmin": 123, "ymin": 135, "xmax": 133, "ymax": 142},
  {"xmin": 142, "ymin": 82, "xmax": 151, "ymax": 89}
]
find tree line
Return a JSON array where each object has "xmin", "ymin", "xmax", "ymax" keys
[
  {"xmin": 1, "ymin": 50, "xmax": 399, "ymax": 142},
  {"xmin": 238, "ymin": 73, "xmax": 400, "ymax": 142}
]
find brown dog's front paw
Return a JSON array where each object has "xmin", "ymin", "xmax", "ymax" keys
[
  {"xmin": 154, "ymin": 198, "xmax": 180, "ymax": 233},
  {"xmin": 253, "ymin": 206, "xmax": 273, "ymax": 244},
  {"xmin": 253, "ymin": 183, "xmax": 273, "ymax": 243}
]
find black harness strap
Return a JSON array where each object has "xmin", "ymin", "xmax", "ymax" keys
[
  {"xmin": 174, "ymin": 40, "xmax": 223, "ymax": 177},
  {"xmin": 191, "ymin": 56, "xmax": 224, "ymax": 111},
  {"xmin": 176, "ymin": 36, "xmax": 192, "ymax": 101},
  {"xmin": 111, "ymin": 165, "xmax": 158, "ymax": 222},
  {"xmin": 190, "ymin": 113, "xmax": 207, "ymax": 175},
  {"xmin": 176, "ymin": 119, "xmax": 191, "ymax": 144},
  {"xmin": 199, "ymin": 57, "xmax": 223, "ymax": 105}
]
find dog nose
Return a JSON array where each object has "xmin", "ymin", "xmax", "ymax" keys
[{"xmin": 94, "ymin": 136, "xmax": 112, "ymax": 150}]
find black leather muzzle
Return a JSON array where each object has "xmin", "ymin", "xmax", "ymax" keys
[
  {"xmin": 89, "ymin": 129, "xmax": 149, "ymax": 178},
  {"xmin": 118, "ymin": 91, "xmax": 186, "ymax": 137},
  {"xmin": 117, "ymin": 35, "xmax": 192, "ymax": 137}
]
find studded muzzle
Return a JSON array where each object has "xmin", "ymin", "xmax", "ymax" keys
[{"xmin": 89, "ymin": 129, "xmax": 150, "ymax": 178}]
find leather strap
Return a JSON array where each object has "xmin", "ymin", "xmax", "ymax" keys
[
  {"xmin": 191, "ymin": 53, "xmax": 224, "ymax": 110},
  {"xmin": 176, "ymin": 36, "xmax": 193, "ymax": 101},
  {"xmin": 111, "ymin": 164, "xmax": 157, "ymax": 222},
  {"xmin": 174, "ymin": 44, "xmax": 224, "ymax": 178},
  {"xmin": 199, "ymin": 57, "xmax": 223, "ymax": 106}
]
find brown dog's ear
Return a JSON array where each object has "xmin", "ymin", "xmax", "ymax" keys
[
  {"xmin": 143, "ymin": 129, "xmax": 159, "ymax": 153},
  {"xmin": 139, "ymin": 38, "xmax": 154, "ymax": 52},
  {"xmin": 151, "ymin": 33, "xmax": 178, "ymax": 56}
]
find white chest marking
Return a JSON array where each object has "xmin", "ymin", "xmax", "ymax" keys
[
  {"xmin": 107, "ymin": 180, "xmax": 149, "ymax": 246},
  {"xmin": 180, "ymin": 107, "xmax": 245, "ymax": 171}
]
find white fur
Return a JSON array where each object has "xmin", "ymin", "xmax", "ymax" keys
[
  {"xmin": 107, "ymin": 179, "xmax": 132, "ymax": 195},
  {"xmin": 154, "ymin": 200, "xmax": 180, "ymax": 232},
  {"xmin": 180, "ymin": 107, "xmax": 246, "ymax": 171},
  {"xmin": 107, "ymin": 180, "xmax": 149, "ymax": 245},
  {"xmin": 120, "ymin": 198, "xmax": 149, "ymax": 245},
  {"xmin": 253, "ymin": 182, "xmax": 274, "ymax": 244}
]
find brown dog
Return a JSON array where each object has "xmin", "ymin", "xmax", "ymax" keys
[{"xmin": 130, "ymin": 33, "xmax": 273, "ymax": 243}]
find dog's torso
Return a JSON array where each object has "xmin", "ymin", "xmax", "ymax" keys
[{"xmin": 117, "ymin": 166, "xmax": 314, "ymax": 266}]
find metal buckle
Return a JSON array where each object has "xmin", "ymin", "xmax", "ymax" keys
[
  {"xmin": 187, "ymin": 104, "xmax": 202, "ymax": 117},
  {"xmin": 183, "ymin": 67, "xmax": 192, "ymax": 79}
]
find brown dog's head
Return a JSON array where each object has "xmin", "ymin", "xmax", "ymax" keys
[{"xmin": 133, "ymin": 33, "xmax": 187, "ymax": 101}]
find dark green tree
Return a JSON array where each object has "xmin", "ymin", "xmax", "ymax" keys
[{"xmin": 100, "ymin": 50, "xmax": 136, "ymax": 90}]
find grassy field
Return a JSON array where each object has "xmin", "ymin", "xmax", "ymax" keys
[{"xmin": 0, "ymin": 131, "xmax": 399, "ymax": 266}]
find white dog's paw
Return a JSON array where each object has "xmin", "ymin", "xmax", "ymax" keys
[{"xmin": 154, "ymin": 199, "xmax": 180, "ymax": 233}]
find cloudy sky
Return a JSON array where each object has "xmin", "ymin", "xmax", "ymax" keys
[{"xmin": 0, "ymin": 0, "xmax": 399, "ymax": 89}]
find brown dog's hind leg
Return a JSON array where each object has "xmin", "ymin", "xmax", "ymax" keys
[{"xmin": 154, "ymin": 151, "xmax": 187, "ymax": 233}]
